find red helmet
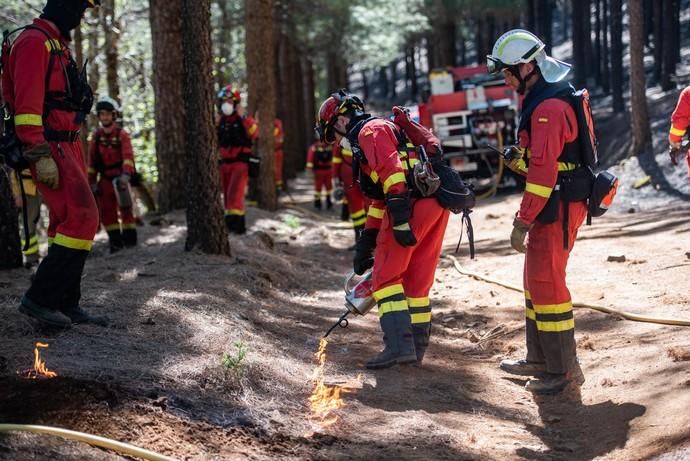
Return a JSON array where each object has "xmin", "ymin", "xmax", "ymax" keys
[
  {"xmin": 218, "ymin": 85, "xmax": 241, "ymax": 105},
  {"xmin": 316, "ymin": 89, "xmax": 364, "ymax": 144}
]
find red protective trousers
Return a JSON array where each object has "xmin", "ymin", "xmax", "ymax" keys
[
  {"xmin": 371, "ymin": 198, "xmax": 450, "ymax": 326},
  {"xmin": 274, "ymin": 119, "xmax": 284, "ymax": 188},
  {"xmin": 97, "ymin": 179, "xmax": 135, "ymax": 232},
  {"xmin": 313, "ymin": 169, "xmax": 333, "ymax": 198},
  {"xmin": 524, "ymin": 201, "xmax": 587, "ymax": 374},
  {"xmin": 220, "ymin": 158, "xmax": 249, "ymax": 217}
]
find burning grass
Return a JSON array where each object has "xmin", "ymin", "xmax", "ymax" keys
[{"xmin": 17, "ymin": 342, "xmax": 57, "ymax": 379}]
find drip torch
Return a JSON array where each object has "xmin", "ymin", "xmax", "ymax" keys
[{"xmin": 323, "ymin": 271, "xmax": 376, "ymax": 338}]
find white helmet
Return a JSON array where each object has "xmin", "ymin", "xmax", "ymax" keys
[
  {"xmin": 487, "ymin": 29, "xmax": 571, "ymax": 83},
  {"xmin": 95, "ymin": 95, "xmax": 121, "ymax": 113}
]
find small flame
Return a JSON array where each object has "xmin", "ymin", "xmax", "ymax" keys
[
  {"xmin": 308, "ymin": 338, "xmax": 347, "ymax": 429},
  {"xmin": 18, "ymin": 342, "xmax": 57, "ymax": 379}
]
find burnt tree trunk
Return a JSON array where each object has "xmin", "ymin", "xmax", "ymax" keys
[
  {"xmin": 246, "ymin": 0, "xmax": 276, "ymax": 210},
  {"xmin": 181, "ymin": 0, "xmax": 230, "ymax": 254},
  {"xmin": 628, "ymin": 0, "xmax": 651, "ymax": 155},
  {"xmin": 610, "ymin": 0, "xmax": 624, "ymax": 113},
  {"xmin": 149, "ymin": 0, "xmax": 187, "ymax": 211},
  {"xmin": 0, "ymin": 167, "xmax": 22, "ymax": 269}
]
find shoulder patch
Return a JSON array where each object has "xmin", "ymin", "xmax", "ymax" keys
[
  {"xmin": 537, "ymin": 117, "xmax": 549, "ymax": 123},
  {"xmin": 361, "ymin": 127, "xmax": 374, "ymax": 136}
]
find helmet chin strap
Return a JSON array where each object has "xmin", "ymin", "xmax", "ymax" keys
[{"xmin": 515, "ymin": 66, "xmax": 539, "ymax": 95}]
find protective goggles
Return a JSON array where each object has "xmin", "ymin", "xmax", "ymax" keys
[
  {"xmin": 315, "ymin": 117, "xmax": 337, "ymax": 145},
  {"xmin": 486, "ymin": 43, "xmax": 543, "ymax": 75}
]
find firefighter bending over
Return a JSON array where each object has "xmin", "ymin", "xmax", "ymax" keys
[
  {"xmin": 317, "ymin": 90, "xmax": 450, "ymax": 369},
  {"xmin": 88, "ymin": 96, "xmax": 137, "ymax": 253},
  {"xmin": 487, "ymin": 29, "xmax": 586, "ymax": 394},
  {"xmin": 2, "ymin": 0, "xmax": 107, "ymax": 327}
]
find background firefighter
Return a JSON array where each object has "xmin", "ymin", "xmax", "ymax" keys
[
  {"xmin": 487, "ymin": 29, "xmax": 586, "ymax": 394},
  {"xmin": 2, "ymin": 0, "xmax": 107, "ymax": 328},
  {"xmin": 332, "ymin": 142, "xmax": 367, "ymax": 242},
  {"xmin": 274, "ymin": 118, "xmax": 285, "ymax": 191},
  {"xmin": 306, "ymin": 136, "xmax": 334, "ymax": 210},
  {"xmin": 216, "ymin": 85, "xmax": 258, "ymax": 234},
  {"xmin": 317, "ymin": 90, "xmax": 450, "ymax": 369},
  {"xmin": 668, "ymin": 85, "xmax": 690, "ymax": 176},
  {"xmin": 88, "ymin": 95, "xmax": 137, "ymax": 253},
  {"xmin": 10, "ymin": 170, "xmax": 43, "ymax": 267}
]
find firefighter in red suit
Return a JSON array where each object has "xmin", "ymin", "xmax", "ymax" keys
[
  {"xmin": 88, "ymin": 96, "xmax": 137, "ymax": 252},
  {"xmin": 306, "ymin": 138, "xmax": 334, "ymax": 209},
  {"xmin": 669, "ymin": 86, "xmax": 690, "ymax": 175},
  {"xmin": 332, "ymin": 143, "xmax": 367, "ymax": 240},
  {"xmin": 2, "ymin": 0, "xmax": 107, "ymax": 327},
  {"xmin": 217, "ymin": 85, "xmax": 258, "ymax": 234},
  {"xmin": 274, "ymin": 118, "xmax": 285, "ymax": 190},
  {"xmin": 317, "ymin": 90, "xmax": 450, "ymax": 369},
  {"xmin": 487, "ymin": 29, "xmax": 586, "ymax": 393}
]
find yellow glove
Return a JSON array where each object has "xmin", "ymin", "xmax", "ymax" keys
[
  {"xmin": 510, "ymin": 218, "xmax": 531, "ymax": 253},
  {"xmin": 503, "ymin": 146, "xmax": 528, "ymax": 175},
  {"xmin": 24, "ymin": 143, "xmax": 59, "ymax": 189}
]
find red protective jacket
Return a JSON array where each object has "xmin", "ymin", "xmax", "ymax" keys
[
  {"xmin": 273, "ymin": 119, "xmax": 284, "ymax": 150},
  {"xmin": 513, "ymin": 98, "xmax": 578, "ymax": 225},
  {"xmin": 669, "ymin": 86, "xmax": 690, "ymax": 145},
  {"xmin": 88, "ymin": 127, "xmax": 135, "ymax": 183},
  {"xmin": 306, "ymin": 141, "xmax": 333, "ymax": 170},
  {"xmin": 2, "ymin": 18, "xmax": 81, "ymax": 148},
  {"xmin": 355, "ymin": 118, "xmax": 421, "ymax": 230}
]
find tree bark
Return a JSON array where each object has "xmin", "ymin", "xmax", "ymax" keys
[
  {"xmin": 610, "ymin": 0, "xmax": 624, "ymax": 113},
  {"xmin": 652, "ymin": 0, "xmax": 663, "ymax": 84},
  {"xmin": 149, "ymin": 0, "xmax": 187, "ymax": 211},
  {"xmin": 593, "ymin": 0, "xmax": 602, "ymax": 83},
  {"xmin": 601, "ymin": 0, "xmax": 610, "ymax": 94},
  {"xmin": 571, "ymin": 0, "xmax": 586, "ymax": 87},
  {"xmin": 246, "ymin": 0, "xmax": 276, "ymax": 210},
  {"xmin": 302, "ymin": 56, "xmax": 315, "ymax": 171},
  {"xmin": 660, "ymin": 0, "xmax": 676, "ymax": 91},
  {"xmin": 0, "ymin": 166, "xmax": 22, "ymax": 269},
  {"xmin": 628, "ymin": 0, "xmax": 651, "ymax": 155},
  {"xmin": 101, "ymin": 0, "xmax": 120, "ymax": 101},
  {"xmin": 181, "ymin": 0, "xmax": 230, "ymax": 254}
]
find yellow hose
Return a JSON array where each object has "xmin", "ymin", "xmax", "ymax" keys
[
  {"xmin": 446, "ymin": 255, "xmax": 690, "ymax": 327},
  {"xmin": 0, "ymin": 424, "xmax": 178, "ymax": 461},
  {"xmin": 475, "ymin": 131, "xmax": 505, "ymax": 201}
]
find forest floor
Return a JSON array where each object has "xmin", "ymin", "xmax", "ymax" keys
[{"xmin": 1, "ymin": 161, "xmax": 690, "ymax": 460}]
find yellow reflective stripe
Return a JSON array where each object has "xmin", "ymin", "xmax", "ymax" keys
[
  {"xmin": 497, "ymin": 32, "xmax": 540, "ymax": 56},
  {"xmin": 373, "ymin": 283, "xmax": 404, "ymax": 301},
  {"xmin": 407, "ymin": 297, "xmax": 430, "ymax": 308},
  {"xmin": 273, "ymin": 127, "xmax": 279, "ymax": 136},
  {"xmin": 306, "ymin": 162, "xmax": 313, "ymax": 168},
  {"xmin": 525, "ymin": 290, "xmax": 531, "ymax": 300},
  {"xmin": 382, "ymin": 172, "xmax": 406, "ymax": 193},
  {"xmin": 54, "ymin": 233, "xmax": 93, "ymax": 251},
  {"xmin": 378, "ymin": 300, "xmax": 409, "ymax": 316},
  {"xmin": 247, "ymin": 124, "xmax": 258, "ymax": 136},
  {"xmin": 393, "ymin": 223, "xmax": 411, "ymax": 231},
  {"xmin": 557, "ymin": 162, "xmax": 578, "ymax": 171},
  {"xmin": 670, "ymin": 126, "xmax": 686, "ymax": 137},
  {"xmin": 532, "ymin": 300, "xmax": 572, "ymax": 315},
  {"xmin": 351, "ymin": 209, "xmax": 366, "ymax": 219},
  {"xmin": 44, "ymin": 39, "xmax": 62, "ymax": 52},
  {"xmin": 525, "ymin": 182, "xmax": 553, "ymax": 198},
  {"xmin": 22, "ymin": 245, "xmax": 39, "ymax": 256},
  {"xmin": 342, "ymin": 148, "xmax": 352, "ymax": 157},
  {"xmin": 47, "ymin": 237, "xmax": 54, "ymax": 246},
  {"xmin": 88, "ymin": 167, "xmax": 96, "ymax": 174},
  {"xmin": 225, "ymin": 209, "xmax": 245, "ymax": 216},
  {"xmin": 104, "ymin": 223, "xmax": 121, "ymax": 231},
  {"xmin": 368, "ymin": 207, "xmax": 385, "ymax": 219},
  {"xmin": 411, "ymin": 312, "xmax": 432, "ymax": 324},
  {"xmin": 352, "ymin": 216, "xmax": 367, "ymax": 226},
  {"xmin": 15, "ymin": 114, "xmax": 43, "ymax": 127},
  {"xmin": 121, "ymin": 223, "xmax": 137, "ymax": 230},
  {"xmin": 525, "ymin": 307, "xmax": 536, "ymax": 320},
  {"xmin": 369, "ymin": 171, "xmax": 379, "ymax": 183},
  {"xmin": 123, "ymin": 159, "xmax": 135, "ymax": 167},
  {"xmin": 536, "ymin": 318, "xmax": 575, "ymax": 332},
  {"xmin": 332, "ymin": 157, "xmax": 343, "ymax": 164}
]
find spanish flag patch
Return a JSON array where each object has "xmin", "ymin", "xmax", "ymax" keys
[{"xmin": 537, "ymin": 117, "xmax": 549, "ymax": 123}]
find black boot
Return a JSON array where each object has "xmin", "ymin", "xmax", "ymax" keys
[
  {"xmin": 341, "ymin": 202, "xmax": 350, "ymax": 221},
  {"xmin": 326, "ymin": 194, "xmax": 333, "ymax": 210},
  {"xmin": 366, "ymin": 312, "xmax": 417, "ymax": 369},
  {"xmin": 236, "ymin": 215, "xmax": 247, "ymax": 235},
  {"xmin": 60, "ymin": 305, "xmax": 109, "ymax": 326},
  {"xmin": 412, "ymin": 323, "xmax": 432, "ymax": 364},
  {"xmin": 19, "ymin": 296, "xmax": 72, "ymax": 328},
  {"xmin": 353, "ymin": 224, "xmax": 364, "ymax": 242},
  {"xmin": 122, "ymin": 227, "xmax": 137, "ymax": 247},
  {"xmin": 224, "ymin": 215, "xmax": 236, "ymax": 232},
  {"xmin": 314, "ymin": 197, "xmax": 322, "ymax": 209},
  {"xmin": 107, "ymin": 230, "xmax": 124, "ymax": 253}
]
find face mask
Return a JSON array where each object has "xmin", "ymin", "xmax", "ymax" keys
[
  {"xmin": 221, "ymin": 102, "xmax": 234, "ymax": 116},
  {"xmin": 340, "ymin": 137, "xmax": 351, "ymax": 150}
]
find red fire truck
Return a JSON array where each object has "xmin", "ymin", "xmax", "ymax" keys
[{"xmin": 418, "ymin": 66, "xmax": 521, "ymax": 194}]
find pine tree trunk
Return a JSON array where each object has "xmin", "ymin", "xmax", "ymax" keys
[
  {"xmin": 660, "ymin": 0, "xmax": 676, "ymax": 91},
  {"xmin": 571, "ymin": 0, "xmax": 586, "ymax": 87},
  {"xmin": 389, "ymin": 60, "xmax": 397, "ymax": 100},
  {"xmin": 181, "ymin": 0, "xmax": 230, "ymax": 254},
  {"xmin": 582, "ymin": 0, "xmax": 593, "ymax": 81},
  {"xmin": 652, "ymin": 0, "xmax": 663, "ymax": 84},
  {"xmin": 302, "ymin": 56, "xmax": 315, "ymax": 171},
  {"xmin": 628, "ymin": 0, "xmax": 651, "ymax": 155},
  {"xmin": 610, "ymin": 0, "xmax": 624, "ymax": 113},
  {"xmin": 149, "ymin": 0, "xmax": 187, "ymax": 212},
  {"xmin": 601, "ymin": 0, "xmax": 610, "ymax": 94},
  {"xmin": 0, "ymin": 166, "xmax": 22, "ymax": 269},
  {"xmin": 593, "ymin": 0, "xmax": 602, "ymax": 83},
  {"xmin": 101, "ymin": 0, "xmax": 120, "ymax": 101},
  {"xmin": 246, "ymin": 0, "xmax": 276, "ymax": 211}
]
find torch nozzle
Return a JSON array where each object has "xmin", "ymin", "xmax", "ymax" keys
[{"xmin": 323, "ymin": 310, "xmax": 351, "ymax": 338}]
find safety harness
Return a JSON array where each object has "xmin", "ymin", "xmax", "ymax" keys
[{"xmin": 92, "ymin": 127, "xmax": 124, "ymax": 180}]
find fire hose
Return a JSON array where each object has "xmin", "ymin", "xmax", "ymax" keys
[
  {"xmin": 446, "ymin": 255, "xmax": 690, "ymax": 327},
  {"xmin": 0, "ymin": 424, "xmax": 178, "ymax": 461}
]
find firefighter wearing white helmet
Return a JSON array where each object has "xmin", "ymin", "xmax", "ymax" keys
[
  {"xmin": 88, "ymin": 95, "xmax": 138, "ymax": 252},
  {"xmin": 488, "ymin": 29, "xmax": 589, "ymax": 395}
]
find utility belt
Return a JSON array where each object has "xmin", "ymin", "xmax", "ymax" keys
[
  {"xmin": 312, "ymin": 164, "xmax": 331, "ymax": 171},
  {"xmin": 219, "ymin": 153, "xmax": 251, "ymax": 165},
  {"xmin": 535, "ymin": 165, "xmax": 593, "ymax": 248},
  {"xmin": 44, "ymin": 129, "xmax": 80, "ymax": 142}
]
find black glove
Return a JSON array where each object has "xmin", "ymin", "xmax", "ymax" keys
[
  {"xmin": 353, "ymin": 228, "xmax": 378, "ymax": 275},
  {"xmin": 669, "ymin": 144, "xmax": 681, "ymax": 166},
  {"xmin": 385, "ymin": 192, "xmax": 417, "ymax": 247}
]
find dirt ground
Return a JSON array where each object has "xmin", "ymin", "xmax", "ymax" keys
[{"xmin": 1, "ymin": 173, "xmax": 690, "ymax": 461}]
